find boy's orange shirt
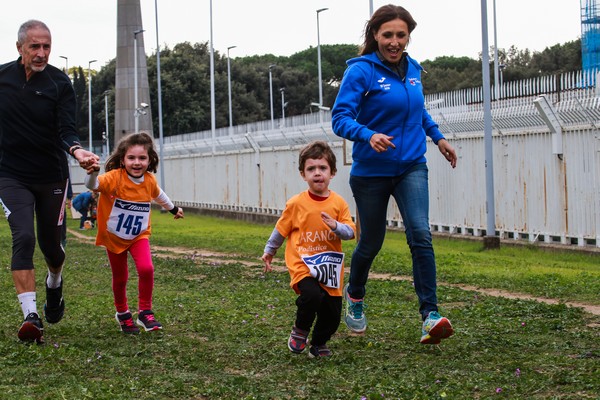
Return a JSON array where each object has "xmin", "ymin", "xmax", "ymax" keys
[
  {"xmin": 276, "ymin": 190, "xmax": 356, "ymax": 297},
  {"xmin": 94, "ymin": 168, "xmax": 160, "ymax": 254}
]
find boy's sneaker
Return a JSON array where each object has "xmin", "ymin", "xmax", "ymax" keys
[
  {"xmin": 309, "ymin": 344, "xmax": 332, "ymax": 358},
  {"xmin": 18, "ymin": 312, "xmax": 44, "ymax": 344},
  {"xmin": 343, "ymin": 284, "xmax": 367, "ymax": 334},
  {"xmin": 115, "ymin": 311, "xmax": 140, "ymax": 334},
  {"xmin": 287, "ymin": 326, "xmax": 309, "ymax": 353},
  {"xmin": 44, "ymin": 276, "xmax": 65, "ymax": 324},
  {"xmin": 420, "ymin": 311, "xmax": 454, "ymax": 344},
  {"xmin": 136, "ymin": 310, "xmax": 163, "ymax": 332}
]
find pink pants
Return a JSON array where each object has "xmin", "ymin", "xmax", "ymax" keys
[{"xmin": 107, "ymin": 238, "xmax": 154, "ymax": 313}]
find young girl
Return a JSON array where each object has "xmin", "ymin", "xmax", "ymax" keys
[
  {"xmin": 262, "ymin": 141, "xmax": 356, "ymax": 357},
  {"xmin": 85, "ymin": 132, "xmax": 184, "ymax": 334}
]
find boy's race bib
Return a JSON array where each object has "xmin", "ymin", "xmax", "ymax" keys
[
  {"xmin": 301, "ymin": 251, "xmax": 344, "ymax": 289},
  {"xmin": 107, "ymin": 198, "xmax": 151, "ymax": 240}
]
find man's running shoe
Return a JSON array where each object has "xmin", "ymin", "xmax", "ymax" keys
[
  {"xmin": 136, "ymin": 310, "xmax": 163, "ymax": 332},
  {"xmin": 44, "ymin": 276, "xmax": 65, "ymax": 324},
  {"xmin": 287, "ymin": 326, "xmax": 309, "ymax": 353},
  {"xmin": 343, "ymin": 284, "xmax": 367, "ymax": 334},
  {"xmin": 18, "ymin": 312, "xmax": 44, "ymax": 344},
  {"xmin": 115, "ymin": 311, "xmax": 140, "ymax": 334},
  {"xmin": 309, "ymin": 344, "xmax": 332, "ymax": 358},
  {"xmin": 420, "ymin": 311, "xmax": 454, "ymax": 344}
]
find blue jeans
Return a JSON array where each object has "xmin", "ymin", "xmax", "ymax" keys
[
  {"xmin": 77, "ymin": 208, "xmax": 88, "ymax": 229},
  {"xmin": 348, "ymin": 163, "xmax": 438, "ymax": 320}
]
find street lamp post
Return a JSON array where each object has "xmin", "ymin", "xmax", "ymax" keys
[
  {"xmin": 316, "ymin": 8, "xmax": 328, "ymax": 124},
  {"xmin": 88, "ymin": 59, "xmax": 97, "ymax": 152},
  {"xmin": 268, "ymin": 64, "xmax": 276, "ymax": 130},
  {"xmin": 280, "ymin": 88, "xmax": 286, "ymax": 128},
  {"xmin": 155, "ymin": 0, "xmax": 165, "ymax": 190},
  {"xmin": 104, "ymin": 90, "xmax": 110, "ymax": 156},
  {"xmin": 133, "ymin": 29, "xmax": 145, "ymax": 133},
  {"xmin": 480, "ymin": 0, "xmax": 498, "ymax": 248},
  {"xmin": 227, "ymin": 45, "xmax": 237, "ymax": 136},
  {"xmin": 59, "ymin": 55, "xmax": 68, "ymax": 75},
  {"xmin": 209, "ymin": 0, "xmax": 216, "ymax": 152},
  {"xmin": 493, "ymin": 0, "xmax": 500, "ymax": 100},
  {"xmin": 499, "ymin": 63, "xmax": 506, "ymax": 91}
]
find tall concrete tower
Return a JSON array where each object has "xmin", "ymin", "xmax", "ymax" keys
[{"xmin": 115, "ymin": 0, "xmax": 153, "ymax": 145}]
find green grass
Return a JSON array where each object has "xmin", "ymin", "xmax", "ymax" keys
[
  {"xmin": 148, "ymin": 211, "xmax": 600, "ymax": 305},
  {"xmin": 0, "ymin": 212, "xmax": 598, "ymax": 399}
]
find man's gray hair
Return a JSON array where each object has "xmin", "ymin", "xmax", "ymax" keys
[{"xmin": 17, "ymin": 20, "xmax": 50, "ymax": 44}]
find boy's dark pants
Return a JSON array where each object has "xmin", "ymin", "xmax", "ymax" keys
[{"xmin": 295, "ymin": 277, "xmax": 342, "ymax": 346}]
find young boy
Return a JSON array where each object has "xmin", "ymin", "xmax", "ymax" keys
[{"xmin": 261, "ymin": 141, "xmax": 356, "ymax": 358}]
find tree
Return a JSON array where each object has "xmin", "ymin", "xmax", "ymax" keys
[
  {"xmin": 421, "ymin": 56, "xmax": 482, "ymax": 93},
  {"xmin": 84, "ymin": 40, "xmax": 582, "ymax": 139},
  {"xmin": 72, "ymin": 67, "xmax": 87, "ymax": 141}
]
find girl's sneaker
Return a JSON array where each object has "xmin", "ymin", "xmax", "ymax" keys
[
  {"xmin": 309, "ymin": 344, "xmax": 332, "ymax": 358},
  {"xmin": 136, "ymin": 310, "xmax": 163, "ymax": 331},
  {"xmin": 115, "ymin": 311, "xmax": 140, "ymax": 334},
  {"xmin": 287, "ymin": 326, "xmax": 309, "ymax": 353}
]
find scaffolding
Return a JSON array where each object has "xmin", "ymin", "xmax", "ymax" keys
[{"xmin": 581, "ymin": 0, "xmax": 600, "ymax": 73}]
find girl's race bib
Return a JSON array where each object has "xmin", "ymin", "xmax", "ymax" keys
[
  {"xmin": 301, "ymin": 251, "xmax": 344, "ymax": 289},
  {"xmin": 107, "ymin": 198, "xmax": 151, "ymax": 240}
]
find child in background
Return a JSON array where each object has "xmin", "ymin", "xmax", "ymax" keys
[
  {"xmin": 72, "ymin": 190, "xmax": 94, "ymax": 230},
  {"xmin": 85, "ymin": 132, "xmax": 184, "ymax": 334},
  {"xmin": 262, "ymin": 141, "xmax": 356, "ymax": 358}
]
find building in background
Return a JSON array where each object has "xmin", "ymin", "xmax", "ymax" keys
[{"xmin": 581, "ymin": 0, "xmax": 600, "ymax": 74}]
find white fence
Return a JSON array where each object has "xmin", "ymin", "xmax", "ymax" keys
[{"xmin": 69, "ymin": 70, "xmax": 600, "ymax": 247}]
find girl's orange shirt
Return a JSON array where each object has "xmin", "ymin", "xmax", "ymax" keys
[{"xmin": 94, "ymin": 168, "xmax": 160, "ymax": 254}]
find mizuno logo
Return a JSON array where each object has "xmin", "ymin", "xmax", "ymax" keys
[{"xmin": 115, "ymin": 199, "xmax": 151, "ymax": 212}]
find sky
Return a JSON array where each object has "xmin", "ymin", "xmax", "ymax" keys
[{"xmin": 1, "ymin": 0, "xmax": 582, "ymax": 71}]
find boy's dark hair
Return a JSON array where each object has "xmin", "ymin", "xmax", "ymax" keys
[
  {"xmin": 298, "ymin": 141, "xmax": 337, "ymax": 174},
  {"xmin": 105, "ymin": 132, "xmax": 159, "ymax": 173}
]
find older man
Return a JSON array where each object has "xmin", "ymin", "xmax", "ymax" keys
[{"xmin": 0, "ymin": 20, "xmax": 99, "ymax": 343}]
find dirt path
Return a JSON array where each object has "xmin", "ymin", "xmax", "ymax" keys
[{"xmin": 69, "ymin": 229, "xmax": 600, "ymax": 317}]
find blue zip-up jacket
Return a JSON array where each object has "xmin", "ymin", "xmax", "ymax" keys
[
  {"xmin": 72, "ymin": 191, "xmax": 93, "ymax": 213},
  {"xmin": 332, "ymin": 52, "xmax": 445, "ymax": 177}
]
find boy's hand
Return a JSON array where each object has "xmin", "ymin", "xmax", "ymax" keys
[
  {"xmin": 321, "ymin": 212, "xmax": 337, "ymax": 230},
  {"xmin": 261, "ymin": 253, "xmax": 273, "ymax": 272}
]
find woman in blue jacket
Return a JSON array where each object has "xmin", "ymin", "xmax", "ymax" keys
[{"xmin": 332, "ymin": 4, "xmax": 457, "ymax": 344}]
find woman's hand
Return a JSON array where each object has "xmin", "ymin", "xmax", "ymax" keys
[
  {"xmin": 437, "ymin": 139, "xmax": 457, "ymax": 168},
  {"xmin": 369, "ymin": 133, "xmax": 396, "ymax": 153}
]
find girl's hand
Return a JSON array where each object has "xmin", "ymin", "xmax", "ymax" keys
[
  {"xmin": 75, "ymin": 149, "xmax": 100, "ymax": 170},
  {"xmin": 173, "ymin": 207, "xmax": 184, "ymax": 219},
  {"xmin": 321, "ymin": 212, "xmax": 337, "ymax": 230},
  {"xmin": 86, "ymin": 162, "xmax": 100, "ymax": 174},
  {"xmin": 261, "ymin": 253, "xmax": 273, "ymax": 273}
]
